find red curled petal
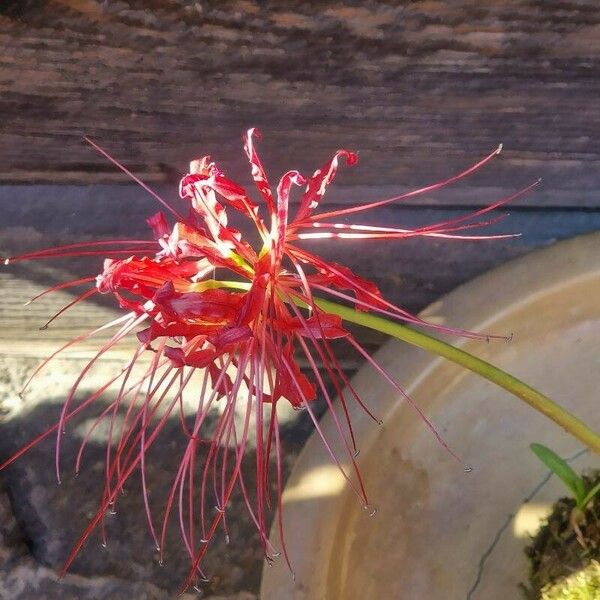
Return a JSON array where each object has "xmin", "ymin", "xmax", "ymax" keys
[
  {"xmin": 236, "ymin": 272, "xmax": 269, "ymax": 327},
  {"xmin": 294, "ymin": 149, "xmax": 358, "ymax": 223},
  {"xmin": 275, "ymin": 312, "xmax": 349, "ymax": 339},
  {"xmin": 305, "ymin": 260, "xmax": 387, "ymax": 312},
  {"xmin": 208, "ymin": 325, "xmax": 253, "ymax": 350},
  {"xmin": 180, "ymin": 156, "xmax": 264, "ymax": 238},
  {"xmin": 163, "ymin": 346, "xmax": 187, "ymax": 367},
  {"xmin": 146, "ymin": 211, "xmax": 170, "ymax": 240},
  {"xmin": 273, "ymin": 170, "xmax": 305, "ymax": 262},
  {"xmin": 300, "ymin": 313, "xmax": 349, "ymax": 339},
  {"xmin": 272, "ymin": 348, "xmax": 316, "ymax": 407},
  {"xmin": 208, "ymin": 363, "xmax": 233, "ymax": 397},
  {"xmin": 164, "ymin": 346, "xmax": 217, "ymax": 369},
  {"xmin": 153, "ymin": 281, "xmax": 243, "ymax": 322},
  {"xmin": 243, "ymin": 127, "xmax": 275, "ymax": 214},
  {"xmin": 184, "ymin": 348, "xmax": 217, "ymax": 368},
  {"xmin": 137, "ymin": 320, "xmax": 212, "ymax": 344}
]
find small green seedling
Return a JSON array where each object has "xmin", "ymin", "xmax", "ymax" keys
[
  {"xmin": 531, "ymin": 443, "xmax": 600, "ymax": 547},
  {"xmin": 530, "ymin": 443, "xmax": 600, "ymax": 512}
]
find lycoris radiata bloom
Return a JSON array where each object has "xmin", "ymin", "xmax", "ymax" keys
[{"xmin": 1, "ymin": 129, "xmax": 533, "ymax": 591}]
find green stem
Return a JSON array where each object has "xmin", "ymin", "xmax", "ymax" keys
[{"xmin": 312, "ymin": 297, "xmax": 600, "ymax": 456}]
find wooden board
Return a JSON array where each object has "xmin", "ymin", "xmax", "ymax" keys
[{"xmin": 1, "ymin": 1, "xmax": 600, "ymax": 208}]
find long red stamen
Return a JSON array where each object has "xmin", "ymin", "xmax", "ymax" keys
[
  {"xmin": 306, "ymin": 144, "xmax": 503, "ymax": 222},
  {"xmin": 84, "ymin": 137, "xmax": 184, "ymax": 220},
  {"xmin": 347, "ymin": 335, "xmax": 461, "ymax": 463},
  {"xmin": 25, "ymin": 277, "xmax": 96, "ymax": 305},
  {"xmin": 20, "ymin": 311, "xmax": 138, "ymax": 396},
  {"xmin": 279, "ymin": 350, "xmax": 368, "ymax": 506},
  {"xmin": 39, "ymin": 287, "xmax": 97, "ymax": 330},
  {"xmin": 4, "ymin": 240, "xmax": 156, "ymax": 264},
  {"xmin": 273, "ymin": 406, "xmax": 293, "ymax": 574},
  {"xmin": 55, "ymin": 313, "xmax": 148, "ymax": 483}
]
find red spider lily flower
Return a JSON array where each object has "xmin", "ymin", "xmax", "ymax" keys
[{"xmin": 1, "ymin": 130, "xmax": 536, "ymax": 591}]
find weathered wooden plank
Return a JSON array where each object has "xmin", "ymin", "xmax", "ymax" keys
[
  {"xmin": 1, "ymin": 1, "xmax": 599, "ymax": 206},
  {"xmin": 0, "ymin": 262, "xmax": 139, "ymax": 358}
]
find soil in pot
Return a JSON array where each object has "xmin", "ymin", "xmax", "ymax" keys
[{"xmin": 522, "ymin": 472, "xmax": 600, "ymax": 599}]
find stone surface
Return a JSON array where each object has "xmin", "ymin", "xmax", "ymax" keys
[
  {"xmin": 0, "ymin": 483, "xmax": 199, "ymax": 599},
  {"xmin": 0, "ymin": 350, "xmax": 294, "ymax": 598}
]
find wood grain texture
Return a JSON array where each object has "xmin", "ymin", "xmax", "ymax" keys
[
  {"xmin": 0, "ymin": 265, "xmax": 136, "ymax": 359},
  {"xmin": 1, "ymin": 1, "xmax": 599, "ymax": 208}
]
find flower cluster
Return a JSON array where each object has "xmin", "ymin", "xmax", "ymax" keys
[{"xmin": 2, "ymin": 129, "xmax": 530, "ymax": 590}]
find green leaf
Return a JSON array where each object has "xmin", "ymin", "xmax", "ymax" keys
[
  {"xmin": 530, "ymin": 443, "xmax": 586, "ymax": 506},
  {"xmin": 580, "ymin": 479, "xmax": 600, "ymax": 511}
]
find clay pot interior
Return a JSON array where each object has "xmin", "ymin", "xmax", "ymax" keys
[{"xmin": 261, "ymin": 233, "xmax": 600, "ymax": 600}]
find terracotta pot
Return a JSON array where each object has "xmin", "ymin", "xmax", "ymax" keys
[{"xmin": 261, "ymin": 233, "xmax": 600, "ymax": 600}]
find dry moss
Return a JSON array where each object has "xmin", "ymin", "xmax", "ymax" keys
[{"xmin": 540, "ymin": 560, "xmax": 600, "ymax": 600}]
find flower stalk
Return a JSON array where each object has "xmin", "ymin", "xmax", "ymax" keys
[{"xmin": 312, "ymin": 296, "xmax": 600, "ymax": 455}]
